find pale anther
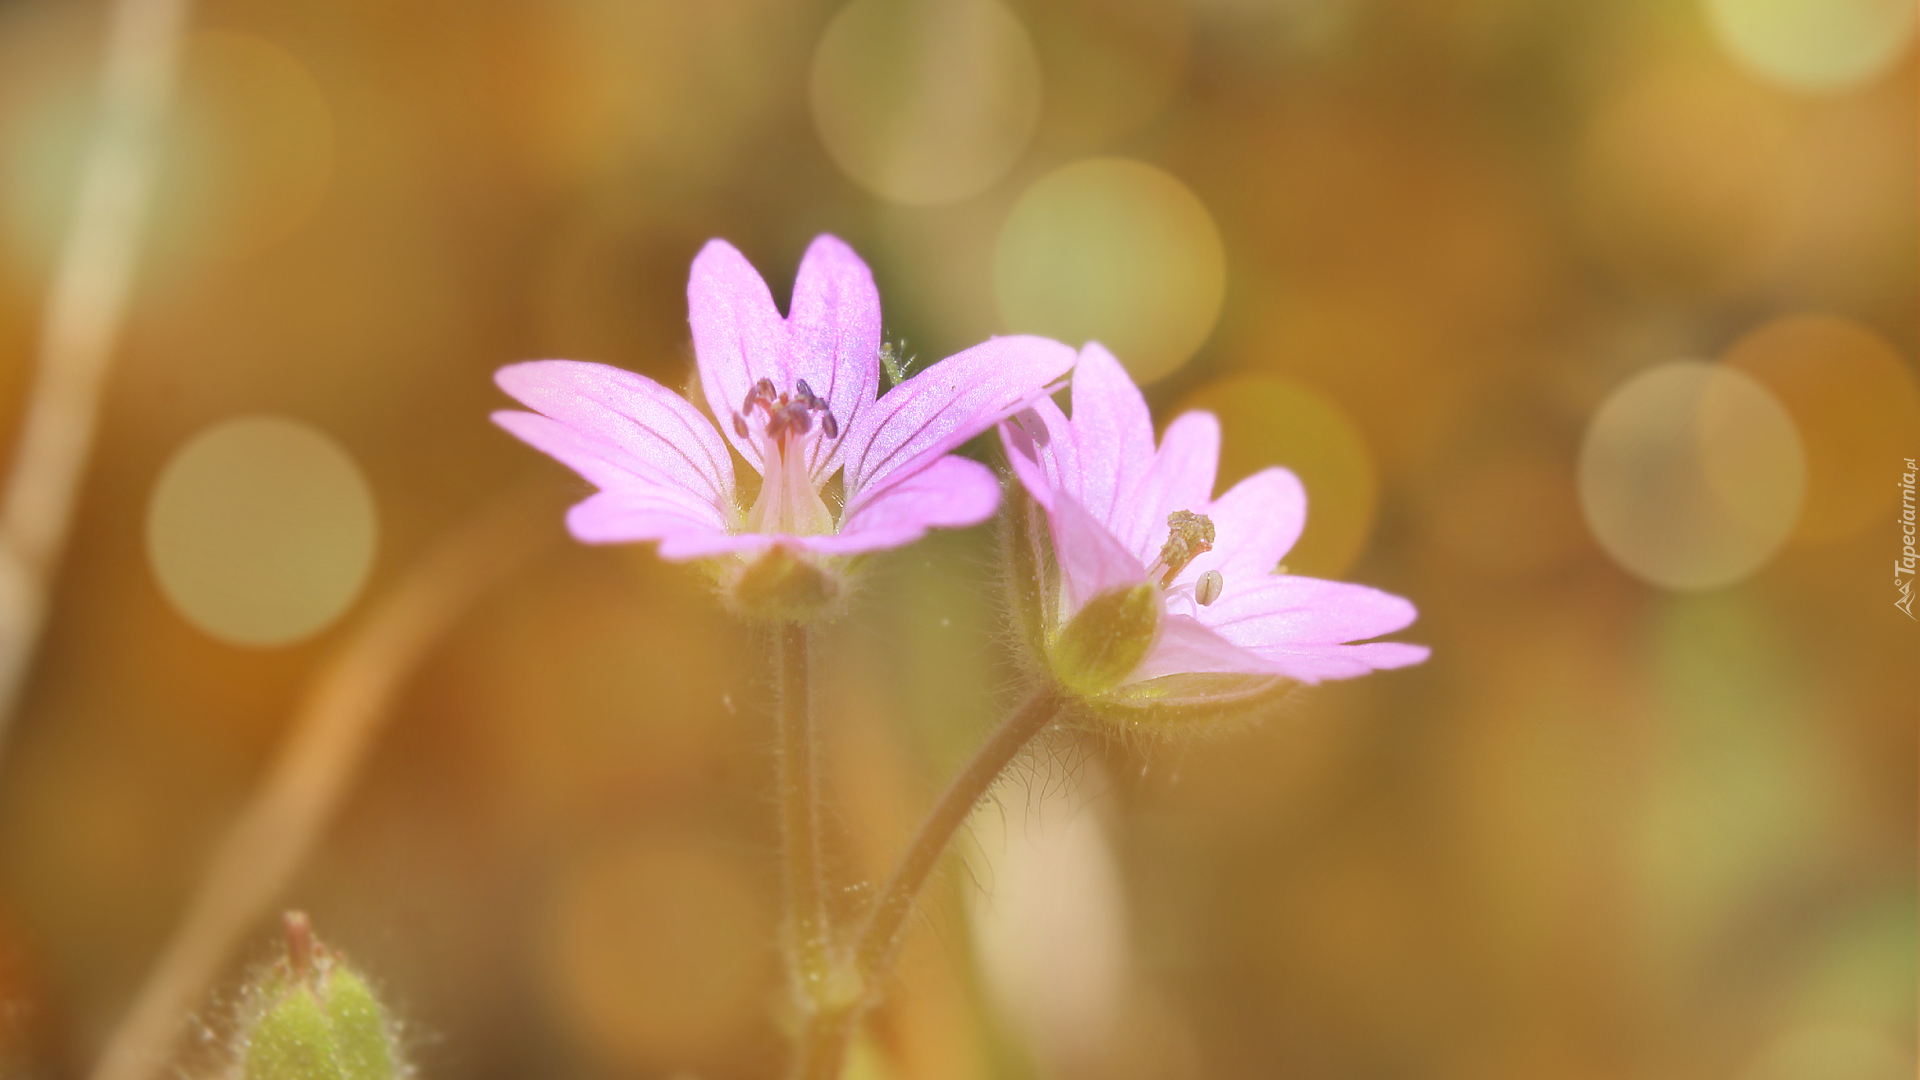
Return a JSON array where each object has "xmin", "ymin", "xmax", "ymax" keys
[{"xmin": 1196, "ymin": 570, "xmax": 1224, "ymax": 606}]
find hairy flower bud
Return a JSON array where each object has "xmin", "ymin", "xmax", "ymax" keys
[{"xmin": 237, "ymin": 913, "xmax": 402, "ymax": 1080}]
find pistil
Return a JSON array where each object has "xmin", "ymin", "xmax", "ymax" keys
[{"xmin": 1147, "ymin": 509, "xmax": 1216, "ymax": 586}]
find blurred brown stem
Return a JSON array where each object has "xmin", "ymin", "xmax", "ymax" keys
[
  {"xmin": 795, "ymin": 686, "xmax": 1064, "ymax": 1080},
  {"xmin": 0, "ymin": 0, "xmax": 194, "ymax": 748},
  {"xmin": 87, "ymin": 492, "xmax": 552, "ymax": 1080}
]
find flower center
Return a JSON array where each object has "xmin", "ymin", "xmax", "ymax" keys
[{"xmin": 736, "ymin": 378, "xmax": 838, "ymax": 536}]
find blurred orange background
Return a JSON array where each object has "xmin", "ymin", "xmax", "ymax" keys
[{"xmin": 0, "ymin": 0, "xmax": 1911, "ymax": 1078}]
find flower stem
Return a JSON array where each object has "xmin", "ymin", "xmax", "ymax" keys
[
  {"xmin": 776, "ymin": 621, "xmax": 835, "ymax": 1011},
  {"xmin": 795, "ymin": 687, "xmax": 1064, "ymax": 1079}
]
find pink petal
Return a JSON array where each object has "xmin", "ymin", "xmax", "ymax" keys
[
  {"xmin": 494, "ymin": 361, "xmax": 734, "ymax": 508},
  {"xmin": 1127, "ymin": 613, "xmax": 1276, "ymax": 683},
  {"xmin": 565, "ymin": 489, "xmax": 760, "ymax": 561},
  {"xmin": 1046, "ymin": 489, "xmax": 1148, "ymax": 612},
  {"xmin": 689, "ymin": 239, "xmax": 792, "ymax": 472},
  {"xmin": 1183, "ymin": 467, "xmax": 1307, "ymax": 586},
  {"xmin": 804, "ymin": 455, "xmax": 1001, "ymax": 555},
  {"xmin": 1064, "ymin": 343, "xmax": 1155, "ymax": 531},
  {"xmin": 843, "ymin": 335, "xmax": 1076, "ymax": 514},
  {"xmin": 1115, "ymin": 410, "xmax": 1221, "ymax": 561},
  {"xmin": 788, "ymin": 234, "xmax": 881, "ymax": 482},
  {"xmin": 1197, "ymin": 575, "xmax": 1419, "ymax": 649},
  {"xmin": 1132, "ymin": 612, "xmax": 1429, "ymax": 686},
  {"xmin": 998, "ymin": 400, "xmax": 1078, "ymax": 512},
  {"xmin": 1235, "ymin": 641, "xmax": 1431, "ymax": 684}
]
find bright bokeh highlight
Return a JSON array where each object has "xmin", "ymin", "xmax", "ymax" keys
[
  {"xmin": 994, "ymin": 158, "xmax": 1224, "ymax": 383},
  {"xmin": 1722, "ymin": 314, "xmax": 1919, "ymax": 545},
  {"xmin": 1578, "ymin": 361, "xmax": 1805, "ymax": 591},
  {"xmin": 810, "ymin": 0, "xmax": 1041, "ymax": 206},
  {"xmin": 146, "ymin": 416, "xmax": 377, "ymax": 646},
  {"xmin": 1705, "ymin": 0, "xmax": 1917, "ymax": 93},
  {"xmin": 1179, "ymin": 374, "xmax": 1376, "ymax": 578}
]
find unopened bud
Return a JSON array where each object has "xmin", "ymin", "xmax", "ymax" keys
[{"xmin": 239, "ymin": 913, "xmax": 401, "ymax": 1080}]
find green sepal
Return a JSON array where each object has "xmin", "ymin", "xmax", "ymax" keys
[
  {"xmin": 725, "ymin": 545, "xmax": 843, "ymax": 622},
  {"xmin": 245, "ymin": 986, "xmax": 345, "ymax": 1080},
  {"xmin": 998, "ymin": 482, "xmax": 1057, "ymax": 669},
  {"xmin": 1050, "ymin": 584, "xmax": 1160, "ymax": 697},
  {"xmin": 240, "ymin": 915, "xmax": 399, "ymax": 1080},
  {"xmin": 324, "ymin": 968, "xmax": 398, "ymax": 1080},
  {"xmin": 1074, "ymin": 671, "xmax": 1298, "ymax": 730}
]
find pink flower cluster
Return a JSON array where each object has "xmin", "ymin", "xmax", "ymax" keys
[{"xmin": 495, "ymin": 235, "xmax": 1425, "ymax": 689}]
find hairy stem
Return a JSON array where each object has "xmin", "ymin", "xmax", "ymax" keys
[
  {"xmin": 797, "ymin": 687, "xmax": 1064, "ymax": 1079},
  {"xmin": 777, "ymin": 621, "xmax": 834, "ymax": 1010}
]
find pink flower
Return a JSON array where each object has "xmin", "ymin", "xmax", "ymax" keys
[
  {"xmin": 493, "ymin": 235, "xmax": 1076, "ymax": 564},
  {"xmin": 1000, "ymin": 343, "xmax": 1427, "ymax": 701}
]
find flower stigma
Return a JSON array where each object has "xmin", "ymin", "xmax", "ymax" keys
[
  {"xmin": 1148, "ymin": 509, "xmax": 1216, "ymax": 586},
  {"xmin": 738, "ymin": 377, "xmax": 839, "ymax": 535}
]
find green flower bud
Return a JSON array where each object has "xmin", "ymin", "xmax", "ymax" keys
[
  {"xmin": 240, "ymin": 914, "xmax": 401, "ymax": 1080},
  {"xmin": 1049, "ymin": 584, "xmax": 1159, "ymax": 697},
  {"xmin": 723, "ymin": 545, "xmax": 844, "ymax": 622}
]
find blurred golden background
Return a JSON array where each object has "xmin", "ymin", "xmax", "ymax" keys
[{"xmin": 0, "ymin": 0, "xmax": 1912, "ymax": 1078}]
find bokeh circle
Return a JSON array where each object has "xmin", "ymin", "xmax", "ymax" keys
[
  {"xmin": 1178, "ymin": 374, "xmax": 1375, "ymax": 579},
  {"xmin": 1578, "ymin": 361, "xmax": 1805, "ymax": 591},
  {"xmin": 147, "ymin": 416, "xmax": 377, "ymax": 646},
  {"xmin": 1722, "ymin": 313, "xmax": 1919, "ymax": 545},
  {"xmin": 1705, "ymin": 0, "xmax": 1917, "ymax": 93},
  {"xmin": 995, "ymin": 158, "xmax": 1225, "ymax": 384},
  {"xmin": 810, "ymin": 0, "xmax": 1042, "ymax": 206}
]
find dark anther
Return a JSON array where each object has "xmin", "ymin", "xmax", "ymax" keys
[
  {"xmin": 795, "ymin": 378, "xmax": 816, "ymax": 404},
  {"xmin": 788, "ymin": 403, "xmax": 812, "ymax": 435},
  {"xmin": 754, "ymin": 377, "xmax": 777, "ymax": 399},
  {"xmin": 821, "ymin": 411, "xmax": 839, "ymax": 439},
  {"xmin": 732, "ymin": 412, "xmax": 750, "ymax": 439}
]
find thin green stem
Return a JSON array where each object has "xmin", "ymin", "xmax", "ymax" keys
[
  {"xmin": 793, "ymin": 687, "xmax": 1064, "ymax": 1079},
  {"xmin": 776, "ymin": 621, "xmax": 833, "ymax": 1009}
]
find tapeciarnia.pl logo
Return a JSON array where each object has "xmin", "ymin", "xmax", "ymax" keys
[{"xmin": 1897, "ymin": 458, "xmax": 1916, "ymax": 619}]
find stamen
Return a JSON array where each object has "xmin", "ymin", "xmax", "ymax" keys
[
  {"xmin": 732, "ymin": 412, "xmax": 750, "ymax": 439},
  {"xmin": 794, "ymin": 378, "xmax": 817, "ymax": 405},
  {"xmin": 1151, "ymin": 510, "xmax": 1216, "ymax": 586},
  {"xmin": 787, "ymin": 402, "xmax": 812, "ymax": 435},
  {"xmin": 821, "ymin": 412, "xmax": 839, "ymax": 439},
  {"xmin": 1195, "ymin": 570, "xmax": 1224, "ymax": 606},
  {"xmin": 754, "ymin": 376, "xmax": 777, "ymax": 399}
]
